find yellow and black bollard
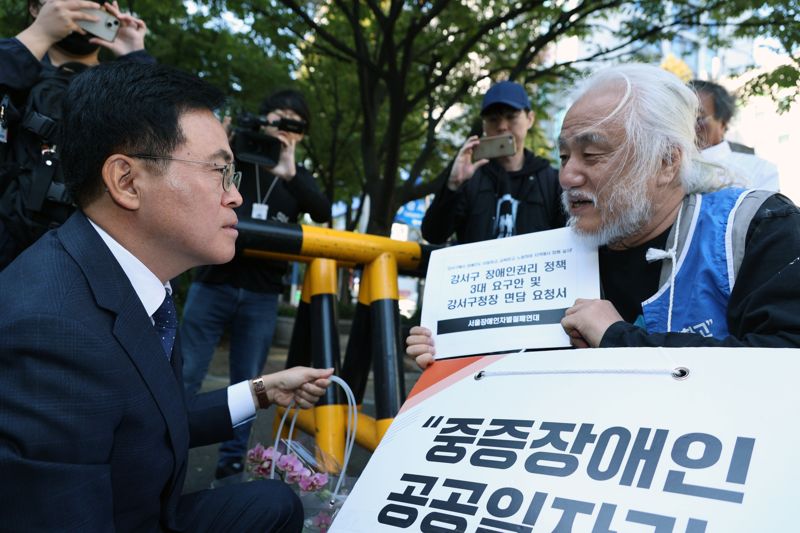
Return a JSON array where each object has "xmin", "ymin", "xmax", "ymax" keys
[{"xmin": 237, "ymin": 219, "xmax": 434, "ymax": 466}]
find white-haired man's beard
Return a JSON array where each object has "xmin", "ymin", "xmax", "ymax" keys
[{"xmin": 562, "ymin": 174, "xmax": 653, "ymax": 247}]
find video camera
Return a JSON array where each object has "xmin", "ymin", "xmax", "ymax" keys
[
  {"xmin": 232, "ymin": 112, "xmax": 308, "ymax": 168},
  {"xmin": 237, "ymin": 112, "xmax": 308, "ymax": 135}
]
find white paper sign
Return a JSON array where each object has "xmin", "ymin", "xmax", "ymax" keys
[
  {"xmin": 421, "ymin": 227, "xmax": 599, "ymax": 359},
  {"xmin": 332, "ymin": 348, "xmax": 800, "ymax": 532}
]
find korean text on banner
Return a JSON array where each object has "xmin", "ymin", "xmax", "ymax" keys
[
  {"xmin": 421, "ymin": 227, "xmax": 599, "ymax": 359},
  {"xmin": 331, "ymin": 347, "xmax": 800, "ymax": 532}
]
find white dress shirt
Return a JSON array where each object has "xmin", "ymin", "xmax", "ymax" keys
[
  {"xmin": 702, "ymin": 141, "xmax": 780, "ymax": 192},
  {"xmin": 88, "ymin": 219, "xmax": 256, "ymax": 427}
]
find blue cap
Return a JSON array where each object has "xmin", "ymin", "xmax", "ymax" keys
[{"xmin": 481, "ymin": 81, "xmax": 531, "ymax": 113}]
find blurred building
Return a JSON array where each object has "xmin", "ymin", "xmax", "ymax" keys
[{"xmin": 544, "ymin": 11, "xmax": 796, "ymax": 201}]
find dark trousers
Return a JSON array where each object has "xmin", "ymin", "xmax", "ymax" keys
[{"xmin": 175, "ymin": 479, "xmax": 303, "ymax": 532}]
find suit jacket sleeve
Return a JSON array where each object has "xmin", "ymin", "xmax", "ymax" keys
[{"xmin": 186, "ymin": 387, "xmax": 234, "ymax": 447}]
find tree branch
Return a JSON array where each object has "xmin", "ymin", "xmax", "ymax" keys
[{"xmin": 268, "ymin": 0, "xmax": 372, "ymax": 67}]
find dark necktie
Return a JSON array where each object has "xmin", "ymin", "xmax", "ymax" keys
[{"xmin": 152, "ymin": 292, "xmax": 178, "ymax": 360}]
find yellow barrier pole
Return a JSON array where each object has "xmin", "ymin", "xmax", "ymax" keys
[
  {"xmin": 365, "ymin": 252, "xmax": 404, "ymax": 441},
  {"xmin": 306, "ymin": 258, "xmax": 346, "ymax": 472},
  {"xmin": 238, "ymin": 220, "xmax": 436, "ymax": 453},
  {"xmin": 273, "ymin": 271, "xmax": 313, "ymax": 440}
]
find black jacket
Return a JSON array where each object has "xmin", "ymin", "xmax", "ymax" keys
[
  {"xmin": 421, "ymin": 149, "xmax": 565, "ymax": 244},
  {"xmin": 0, "ymin": 38, "xmax": 154, "ymax": 267}
]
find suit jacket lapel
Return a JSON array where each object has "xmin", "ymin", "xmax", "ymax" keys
[{"xmin": 57, "ymin": 212, "xmax": 190, "ymax": 483}]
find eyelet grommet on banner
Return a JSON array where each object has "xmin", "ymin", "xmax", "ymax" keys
[{"xmin": 672, "ymin": 366, "xmax": 690, "ymax": 380}]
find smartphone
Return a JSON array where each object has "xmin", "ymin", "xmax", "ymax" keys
[
  {"xmin": 76, "ymin": 9, "xmax": 121, "ymax": 42},
  {"xmin": 472, "ymin": 134, "xmax": 516, "ymax": 162}
]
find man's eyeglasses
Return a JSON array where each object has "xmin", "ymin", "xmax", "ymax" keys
[{"xmin": 128, "ymin": 154, "xmax": 242, "ymax": 191}]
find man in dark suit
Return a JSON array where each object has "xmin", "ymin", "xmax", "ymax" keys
[{"xmin": 0, "ymin": 62, "xmax": 332, "ymax": 531}]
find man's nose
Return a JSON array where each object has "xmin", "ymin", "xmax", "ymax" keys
[
  {"xmin": 559, "ymin": 159, "xmax": 585, "ymax": 189},
  {"xmin": 495, "ymin": 119, "xmax": 510, "ymax": 132},
  {"xmin": 224, "ymin": 184, "xmax": 244, "ymax": 208}
]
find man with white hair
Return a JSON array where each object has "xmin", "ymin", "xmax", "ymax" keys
[{"xmin": 407, "ymin": 63, "xmax": 800, "ymax": 366}]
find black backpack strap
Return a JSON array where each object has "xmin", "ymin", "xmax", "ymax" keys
[
  {"xmin": 19, "ymin": 63, "xmax": 76, "ymax": 141},
  {"xmin": 0, "ymin": 62, "xmax": 77, "ymax": 259},
  {"xmin": 23, "ymin": 152, "xmax": 59, "ymax": 212},
  {"xmin": 21, "ymin": 110, "xmax": 58, "ymax": 140}
]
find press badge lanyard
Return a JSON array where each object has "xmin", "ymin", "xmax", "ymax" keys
[{"xmin": 252, "ymin": 165, "xmax": 279, "ymax": 220}]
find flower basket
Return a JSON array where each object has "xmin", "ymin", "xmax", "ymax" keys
[
  {"xmin": 246, "ymin": 438, "xmax": 354, "ymax": 532},
  {"xmin": 247, "ymin": 375, "xmax": 359, "ymax": 532}
]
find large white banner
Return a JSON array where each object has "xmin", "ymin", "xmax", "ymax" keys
[
  {"xmin": 332, "ymin": 348, "xmax": 800, "ymax": 532},
  {"xmin": 420, "ymin": 228, "xmax": 599, "ymax": 359}
]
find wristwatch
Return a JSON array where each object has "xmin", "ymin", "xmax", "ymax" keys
[{"xmin": 252, "ymin": 377, "xmax": 269, "ymax": 409}]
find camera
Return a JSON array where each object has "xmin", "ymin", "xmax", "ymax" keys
[
  {"xmin": 235, "ymin": 112, "xmax": 266, "ymax": 132},
  {"xmin": 232, "ymin": 112, "xmax": 282, "ymax": 167},
  {"xmin": 269, "ymin": 117, "xmax": 307, "ymax": 135},
  {"xmin": 236, "ymin": 112, "xmax": 308, "ymax": 135},
  {"xmin": 231, "ymin": 112, "xmax": 308, "ymax": 168}
]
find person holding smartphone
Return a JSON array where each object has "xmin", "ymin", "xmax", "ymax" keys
[
  {"xmin": 0, "ymin": 0, "xmax": 151, "ymax": 268},
  {"xmin": 421, "ymin": 80, "xmax": 565, "ymax": 244}
]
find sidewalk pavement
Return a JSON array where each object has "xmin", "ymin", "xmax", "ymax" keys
[{"xmin": 183, "ymin": 343, "xmax": 423, "ymax": 493}]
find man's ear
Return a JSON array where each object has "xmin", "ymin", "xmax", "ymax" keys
[
  {"xmin": 658, "ymin": 147, "xmax": 682, "ymax": 186},
  {"xmin": 101, "ymin": 155, "xmax": 141, "ymax": 210}
]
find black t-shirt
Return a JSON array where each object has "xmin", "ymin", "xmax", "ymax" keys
[
  {"xmin": 599, "ymin": 229, "xmax": 669, "ymax": 323},
  {"xmin": 508, "ymin": 167, "xmax": 532, "ymax": 198}
]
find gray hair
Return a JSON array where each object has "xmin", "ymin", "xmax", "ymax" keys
[{"xmin": 569, "ymin": 63, "xmax": 733, "ymax": 194}]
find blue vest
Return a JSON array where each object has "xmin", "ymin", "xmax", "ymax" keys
[{"xmin": 639, "ymin": 188, "xmax": 750, "ymax": 338}]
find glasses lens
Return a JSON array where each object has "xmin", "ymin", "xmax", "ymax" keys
[
  {"xmin": 219, "ymin": 163, "xmax": 232, "ymax": 190},
  {"xmin": 229, "ymin": 170, "xmax": 242, "ymax": 191}
]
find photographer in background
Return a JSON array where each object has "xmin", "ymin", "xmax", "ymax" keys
[
  {"xmin": 180, "ymin": 89, "xmax": 332, "ymax": 480},
  {"xmin": 0, "ymin": 0, "xmax": 151, "ymax": 268},
  {"xmin": 421, "ymin": 81, "xmax": 565, "ymax": 245}
]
